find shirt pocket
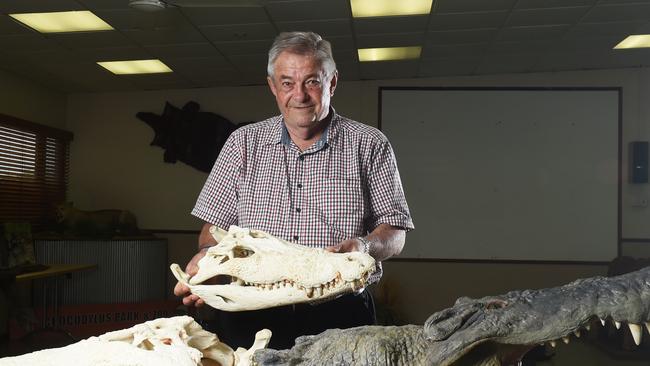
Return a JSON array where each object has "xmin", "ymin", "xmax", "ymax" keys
[{"xmin": 315, "ymin": 176, "xmax": 365, "ymax": 240}]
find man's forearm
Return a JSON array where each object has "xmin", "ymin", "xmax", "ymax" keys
[
  {"xmin": 363, "ymin": 223, "xmax": 405, "ymax": 261},
  {"xmin": 198, "ymin": 222, "xmax": 218, "ymax": 251}
]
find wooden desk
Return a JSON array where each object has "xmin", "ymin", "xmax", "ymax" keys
[
  {"xmin": 15, "ymin": 264, "xmax": 96, "ymax": 282},
  {"xmin": 16, "ymin": 264, "xmax": 96, "ymax": 332}
]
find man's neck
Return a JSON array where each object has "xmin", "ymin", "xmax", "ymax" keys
[{"xmin": 286, "ymin": 111, "xmax": 332, "ymax": 151}]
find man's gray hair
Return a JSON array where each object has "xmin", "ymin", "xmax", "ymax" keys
[{"xmin": 267, "ymin": 31, "xmax": 337, "ymax": 77}]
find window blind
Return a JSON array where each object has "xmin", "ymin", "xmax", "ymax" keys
[{"xmin": 0, "ymin": 114, "xmax": 73, "ymax": 229}]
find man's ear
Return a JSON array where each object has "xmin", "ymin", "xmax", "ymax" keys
[
  {"xmin": 267, "ymin": 76, "xmax": 277, "ymax": 97},
  {"xmin": 329, "ymin": 70, "xmax": 338, "ymax": 97}
]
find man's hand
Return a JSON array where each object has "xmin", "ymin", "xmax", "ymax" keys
[
  {"xmin": 325, "ymin": 237, "xmax": 363, "ymax": 253},
  {"xmin": 174, "ymin": 223, "xmax": 219, "ymax": 307},
  {"xmin": 173, "ymin": 249, "xmax": 209, "ymax": 307}
]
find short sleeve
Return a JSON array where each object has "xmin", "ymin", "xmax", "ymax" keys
[
  {"xmin": 191, "ymin": 133, "xmax": 242, "ymax": 229},
  {"xmin": 365, "ymin": 140, "xmax": 414, "ymax": 232}
]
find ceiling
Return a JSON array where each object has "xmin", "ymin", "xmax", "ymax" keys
[{"xmin": 1, "ymin": 0, "xmax": 650, "ymax": 93}]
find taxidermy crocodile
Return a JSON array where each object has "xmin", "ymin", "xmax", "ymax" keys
[
  {"xmin": 171, "ymin": 225, "xmax": 376, "ymax": 311},
  {"xmin": 253, "ymin": 266, "xmax": 650, "ymax": 366}
]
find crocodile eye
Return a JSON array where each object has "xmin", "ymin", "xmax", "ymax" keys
[
  {"xmin": 233, "ymin": 247, "xmax": 254, "ymax": 258},
  {"xmin": 486, "ymin": 299, "xmax": 508, "ymax": 310}
]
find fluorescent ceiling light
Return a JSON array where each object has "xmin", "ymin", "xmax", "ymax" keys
[
  {"xmin": 97, "ymin": 60, "xmax": 173, "ymax": 75},
  {"xmin": 350, "ymin": 0, "xmax": 433, "ymax": 17},
  {"xmin": 9, "ymin": 11, "xmax": 113, "ymax": 33},
  {"xmin": 358, "ymin": 47, "xmax": 422, "ymax": 62},
  {"xmin": 614, "ymin": 35, "xmax": 650, "ymax": 49}
]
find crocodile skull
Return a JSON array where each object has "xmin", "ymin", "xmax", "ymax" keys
[
  {"xmin": 170, "ymin": 225, "xmax": 376, "ymax": 311},
  {"xmin": 1, "ymin": 316, "xmax": 271, "ymax": 366}
]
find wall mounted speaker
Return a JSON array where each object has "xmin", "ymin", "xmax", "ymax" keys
[{"xmin": 630, "ymin": 141, "xmax": 648, "ymax": 184}]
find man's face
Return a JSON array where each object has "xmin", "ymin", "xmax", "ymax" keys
[{"xmin": 267, "ymin": 51, "xmax": 337, "ymax": 130}]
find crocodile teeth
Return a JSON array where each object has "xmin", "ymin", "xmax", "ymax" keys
[
  {"xmin": 316, "ymin": 286, "xmax": 323, "ymax": 297},
  {"xmin": 629, "ymin": 324, "xmax": 642, "ymax": 346},
  {"xmin": 562, "ymin": 336, "xmax": 570, "ymax": 344},
  {"xmin": 585, "ymin": 324, "xmax": 591, "ymax": 331},
  {"xmin": 305, "ymin": 287, "xmax": 314, "ymax": 298},
  {"xmin": 573, "ymin": 330, "xmax": 581, "ymax": 338},
  {"xmin": 646, "ymin": 322, "xmax": 650, "ymax": 334},
  {"xmin": 549, "ymin": 340, "xmax": 556, "ymax": 348},
  {"xmin": 600, "ymin": 318, "xmax": 606, "ymax": 326},
  {"xmin": 614, "ymin": 321, "xmax": 621, "ymax": 329}
]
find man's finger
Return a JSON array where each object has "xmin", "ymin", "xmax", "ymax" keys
[{"xmin": 325, "ymin": 244, "xmax": 341, "ymax": 253}]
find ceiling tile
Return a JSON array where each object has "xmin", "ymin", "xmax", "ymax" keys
[
  {"xmin": 124, "ymin": 27, "xmax": 206, "ymax": 45},
  {"xmin": 77, "ymin": 0, "xmax": 132, "ymax": 10},
  {"xmin": 0, "ymin": 0, "xmax": 83, "ymax": 13},
  {"xmin": 428, "ymin": 11, "xmax": 509, "ymax": 30},
  {"xmin": 229, "ymin": 53, "xmax": 268, "ymax": 69},
  {"xmin": 506, "ymin": 7, "xmax": 591, "ymax": 27},
  {"xmin": 419, "ymin": 58, "xmax": 478, "ymax": 76},
  {"xmin": 0, "ymin": 33, "xmax": 59, "ymax": 53},
  {"xmin": 514, "ymin": 0, "xmax": 597, "ymax": 9},
  {"xmin": 497, "ymin": 25, "xmax": 570, "ymax": 42},
  {"xmin": 49, "ymin": 30, "xmax": 136, "ymax": 49},
  {"xmin": 94, "ymin": 8, "xmax": 191, "ymax": 31},
  {"xmin": 489, "ymin": 40, "xmax": 554, "ymax": 55},
  {"xmin": 332, "ymin": 49, "xmax": 358, "ymax": 65},
  {"xmin": 421, "ymin": 43, "xmax": 488, "ymax": 59},
  {"xmin": 266, "ymin": 0, "xmax": 349, "ymax": 22},
  {"xmin": 325, "ymin": 35, "xmax": 355, "ymax": 50},
  {"xmin": 427, "ymin": 28, "xmax": 499, "ymax": 44},
  {"xmin": 583, "ymin": 4, "xmax": 650, "ymax": 22},
  {"xmin": 201, "ymin": 23, "xmax": 276, "ymax": 42},
  {"xmin": 356, "ymin": 33, "xmax": 425, "ymax": 49},
  {"xmin": 436, "ymin": 0, "xmax": 517, "ymax": 13},
  {"xmin": 145, "ymin": 42, "xmax": 221, "ymax": 58},
  {"xmin": 214, "ymin": 39, "xmax": 271, "ymax": 55},
  {"xmin": 566, "ymin": 21, "xmax": 646, "ymax": 39},
  {"xmin": 475, "ymin": 54, "xmax": 539, "ymax": 74},
  {"xmin": 336, "ymin": 62, "xmax": 360, "ymax": 80},
  {"xmin": 77, "ymin": 46, "xmax": 152, "ymax": 61},
  {"xmin": 182, "ymin": 7, "xmax": 269, "ymax": 26},
  {"xmin": 163, "ymin": 56, "xmax": 231, "ymax": 71},
  {"xmin": 277, "ymin": 19, "xmax": 350, "ymax": 37},
  {"xmin": 354, "ymin": 16, "xmax": 428, "ymax": 35},
  {"xmin": 360, "ymin": 60, "xmax": 419, "ymax": 80},
  {"xmin": 0, "ymin": 15, "xmax": 33, "ymax": 35}
]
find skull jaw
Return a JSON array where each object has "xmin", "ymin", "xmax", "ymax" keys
[{"xmin": 185, "ymin": 282, "xmax": 359, "ymax": 312}]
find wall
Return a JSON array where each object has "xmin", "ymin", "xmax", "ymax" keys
[
  {"xmin": 0, "ymin": 69, "xmax": 67, "ymax": 128},
  {"xmin": 66, "ymin": 67, "xmax": 650, "ymax": 325}
]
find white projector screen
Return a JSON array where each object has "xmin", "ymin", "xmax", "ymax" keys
[{"xmin": 380, "ymin": 87, "xmax": 620, "ymax": 262}]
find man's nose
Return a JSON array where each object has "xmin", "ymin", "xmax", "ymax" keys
[{"xmin": 294, "ymin": 83, "xmax": 309, "ymax": 102}]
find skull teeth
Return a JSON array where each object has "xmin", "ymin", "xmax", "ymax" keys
[{"xmin": 232, "ymin": 275, "xmax": 367, "ymax": 299}]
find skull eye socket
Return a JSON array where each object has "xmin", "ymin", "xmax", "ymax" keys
[{"xmin": 233, "ymin": 247, "xmax": 254, "ymax": 258}]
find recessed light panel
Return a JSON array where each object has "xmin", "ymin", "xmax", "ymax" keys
[
  {"xmin": 614, "ymin": 35, "xmax": 650, "ymax": 49},
  {"xmin": 9, "ymin": 11, "xmax": 113, "ymax": 33},
  {"xmin": 97, "ymin": 60, "xmax": 173, "ymax": 75},
  {"xmin": 358, "ymin": 47, "xmax": 422, "ymax": 62},
  {"xmin": 351, "ymin": 0, "xmax": 433, "ymax": 18}
]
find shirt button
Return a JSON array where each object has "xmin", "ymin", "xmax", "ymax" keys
[
  {"xmin": 299, "ymin": 156, "xmax": 305, "ymax": 161},
  {"xmin": 296, "ymin": 208, "xmax": 301, "ymax": 213},
  {"xmin": 297, "ymin": 183, "xmax": 303, "ymax": 188},
  {"xmin": 293, "ymin": 235, "xmax": 299, "ymax": 241}
]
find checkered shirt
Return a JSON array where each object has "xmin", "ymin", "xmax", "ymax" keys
[{"xmin": 192, "ymin": 110, "xmax": 414, "ymax": 283}]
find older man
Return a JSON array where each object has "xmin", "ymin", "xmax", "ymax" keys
[{"xmin": 174, "ymin": 31, "xmax": 414, "ymax": 349}]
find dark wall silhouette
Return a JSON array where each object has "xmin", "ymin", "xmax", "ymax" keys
[{"xmin": 137, "ymin": 101, "xmax": 239, "ymax": 173}]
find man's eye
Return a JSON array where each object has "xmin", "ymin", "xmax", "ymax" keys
[
  {"xmin": 307, "ymin": 79, "xmax": 321, "ymax": 86},
  {"xmin": 282, "ymin": 82, "xmax": 292, "ymax": 87}
]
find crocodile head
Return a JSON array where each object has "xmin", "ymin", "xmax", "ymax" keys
[
  {"xmin": 171, "ymin": 225, "xmax": 375, "ymax": 311},
  {"xmin": 424, "ymin": 266, "xmax": 650, "ymax": 365}
]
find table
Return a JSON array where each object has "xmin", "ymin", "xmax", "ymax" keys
[{"xmin": 16, "ymin": 264, "xmax": 96, "ymax": 332}]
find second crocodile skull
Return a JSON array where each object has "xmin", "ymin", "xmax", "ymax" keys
[{"xmin": 171, "ymin": 225, "xmax": 376, "ymax": 311}]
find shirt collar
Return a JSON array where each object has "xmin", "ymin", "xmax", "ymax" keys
[{"xmin": 263, "ymin": 107, "xmax": 337, "ymax": 150}]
